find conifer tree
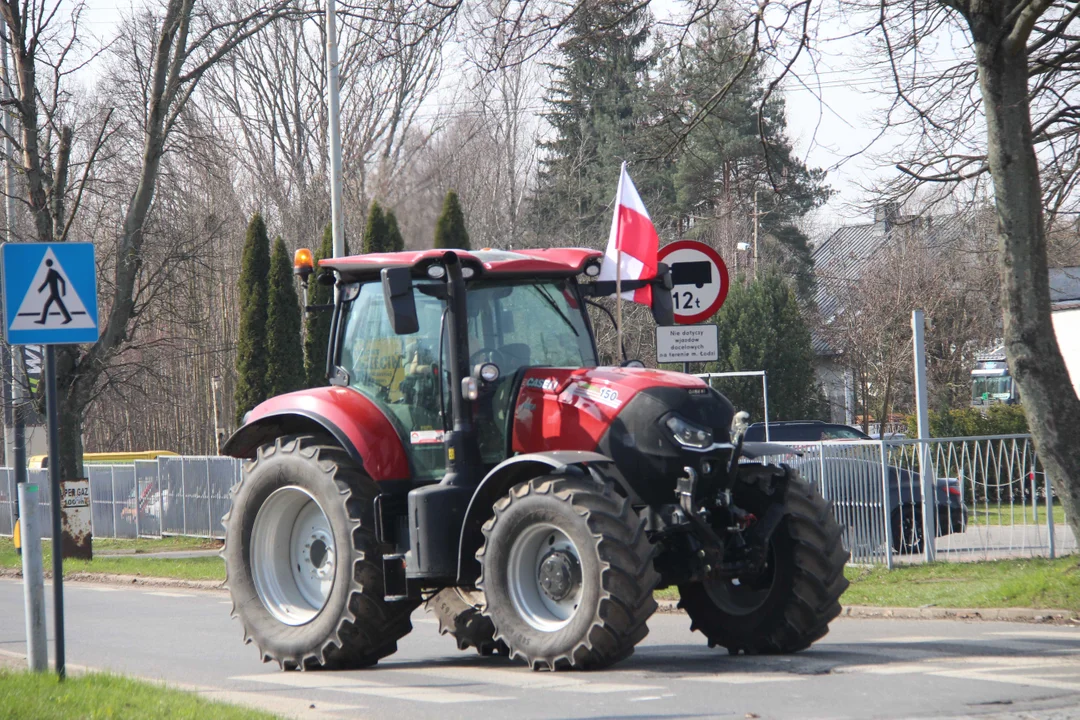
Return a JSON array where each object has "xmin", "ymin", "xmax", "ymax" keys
[
  {"xmin": 235, "ymin": 213, "xmax": 271, "ymax": 423},
  {"xmin": 433, "ymin": 190, "xmax": 470, "ymax": 249},
  {"xmin": 385, "ymin": 209, "xmax": 404, "ymax": 251},
  {"xmin": 362, "ymin": 201, "xmax": 389, "ymax": 254},
  {"xmin": 266, "ymin": 236, "xmax": 305, "ymax": 397},
  {"xmin": 303, "ymin": 225, "xmax": 351, "ymax": 387},
  {"xmin": 534, "ymin": 1, "xmax": 660, "ymax": 242},
  {"xmin": 703, "ymin": 272, "xmax": 825, "ymax": 421}
]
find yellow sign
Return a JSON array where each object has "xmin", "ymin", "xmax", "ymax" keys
[{"xmin": 13, "ymin": 517, "xmax": 20, "ymax": 551}]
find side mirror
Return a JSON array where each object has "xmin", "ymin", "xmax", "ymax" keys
[
  {"xmin": 651, "ymin": 262, "xmax": 674, "ymax": 325},
  {"xmin": 381, "ymin": 267, "xmax": 419, "ymax": 335}
]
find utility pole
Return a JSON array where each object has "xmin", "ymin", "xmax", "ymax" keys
[
  {"xmin": 752, "ymin": 190, "xmax": 759, "ymax": 281},
  {"xmin": 210, "ymin": 376, "xmax": 224, "ymax": 454},
  {"xmin": 325, "ymin": 0, "xmax": 344, "ymax": 261},
  {"xmin": 4, "ymin": 27, "xmax": 45, "ymax": 672}
]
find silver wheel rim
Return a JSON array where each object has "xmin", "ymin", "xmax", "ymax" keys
[
  {"xmin": 251, "ymin": 486, "xmax": 336, "ymax": 626},
  {"xmin": 507, "ymin": 524, "xmax": 583, "ymax": 632}
]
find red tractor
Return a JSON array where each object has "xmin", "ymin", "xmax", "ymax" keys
[{"xmin": 221, "ymin": 248, "xmax": 848, "ymax": 671}]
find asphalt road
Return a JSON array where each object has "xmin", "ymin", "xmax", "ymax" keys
[{"xmin": 2, "ymin": 579, "xmax": 1080, "ymax": 720}]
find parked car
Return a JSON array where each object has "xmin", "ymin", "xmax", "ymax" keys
[
  {"xmin": 742, "ymin": 421, "xmax": 967, "ymax": 553},
  {"xmin": 744, "ymin": 421, "xmax": 871, "ymax": 442},
  {"xmin": 792, "ymin": 457, "xmax": 967, "ymax": 554}
]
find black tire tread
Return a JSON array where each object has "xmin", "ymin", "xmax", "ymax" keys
[
  {"xmin": 678, "ymin": 469, "xmax": 849, "ymax": 655},
  {"xmin": 223, "ymin": 434, "xmax": 418, "ymax": 670},
  {"xmin": 425, "ymin": 588, "xmax": 507, "ymax": 656},
  {"xmin": 476, "ymin": 476, "xmax": 660, "ymax": 670}
]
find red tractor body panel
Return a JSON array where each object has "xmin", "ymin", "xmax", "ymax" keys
[
  {"xmin": 321, "ymin": 248, "xmax": 603, "ymax": 280},
  {"xmin": 512, "ymin": 367, "xmax": 709, "ymax": 454},
  {"xmin": 241, "ymin": 387, "xmax": 410, "ymax": 481}
]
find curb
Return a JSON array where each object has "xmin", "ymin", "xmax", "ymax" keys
[
  {"xmin": 656, "ymin": 598, "xmax": 1078, "ymax": 624},
  {"xmin": 3, "ymin": 569, "xmax": 1078, "ymax": 624},
  {"xmin": 0, "ymin": 567, "xmax": 226, "ymax": 592}
]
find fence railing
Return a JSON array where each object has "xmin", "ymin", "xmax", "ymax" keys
[
  {"xmin": 0, "ymin": 438, "xmax": 1075, "ymax": 565},
  {"xmin": 0, "ymin": 457, "xmax": 242, "ymax": 540},
  {"xmin": 750, "ymin": 435, "xmax": 1076, "ymax": 566}
]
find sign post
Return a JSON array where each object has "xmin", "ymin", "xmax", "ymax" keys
[
  {"xmin": 656, "ymin": 241, "xmax": 729, "ymax": 373},
  {"xmin": 2, "ymin": 241, "xmax": 99, "ymax": 680}
]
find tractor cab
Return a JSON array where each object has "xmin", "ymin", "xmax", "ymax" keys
[{"xmin": 329, "ymin": 251, "xmax": 605, "ymax": 481}]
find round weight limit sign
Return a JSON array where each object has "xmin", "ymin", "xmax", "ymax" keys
[{"xmin": 657, "ymin": 240, "xmax": 729, "ymax": 324}]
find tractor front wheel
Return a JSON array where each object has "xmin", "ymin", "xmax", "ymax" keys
[
  {"xmin": 222, "ymin": 434, "xmax": 418, "ymax": 669},
  {"xmin": 678, "ymin": 468, "xmax": 849, "ymax": 655},
  {"xmin": 476, "ymin": 476, "xmax": 659, "ymax": 670}
]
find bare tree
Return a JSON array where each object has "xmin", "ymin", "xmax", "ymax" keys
[
  {"xmin": 0, "ymin": 0, "xmax": 293, "ymax": 481},
  {"xmin": 839, "ymin": 0, "xmax": 1080, "ymax": 543}
]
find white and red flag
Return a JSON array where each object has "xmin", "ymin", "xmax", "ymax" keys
[{"xmin": 598, "ymin": 162, "xmax": 659, "ymax": 304}]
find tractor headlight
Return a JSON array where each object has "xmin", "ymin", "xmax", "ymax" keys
[{"xmin": 664, "ymin": 414, "xmax": 714, "ymax": 450}]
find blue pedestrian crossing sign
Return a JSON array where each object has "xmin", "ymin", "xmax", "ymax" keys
[{"xmin": 2, "ymin": 242, "xmax": 99, "ymax": 346}]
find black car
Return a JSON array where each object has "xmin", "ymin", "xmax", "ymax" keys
[
  {"xmin": 744, "ymin": 420, "xmax": 871, "ymax": 442},
  {"xmin": 744, "ymin": 421, "xmax": 967, "ymax": 553}
]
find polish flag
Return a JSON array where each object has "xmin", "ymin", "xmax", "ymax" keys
[{"xmin": 599, "ymin": 163, "xmax": 659, "ymax": 304}]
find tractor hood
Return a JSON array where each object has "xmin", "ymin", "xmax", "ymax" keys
[{"xmin": 512, "ymin": 367, "xmax": 736, "ymax": 505}]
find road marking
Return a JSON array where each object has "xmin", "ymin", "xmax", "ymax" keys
[
  {"xmin": 384, "ymin": 664, "xmax": 659, "ymax": 694},
  {"xmin": 146, "ymin": 591, "xmax": 191, "ymax": 598},
  {"xmin": 863, "ymin": 636, "xmax": 964, "ymax": 644},
  {"xmin": 989, "ymin": 631, "xmax": 1080, "ymax": 639},
  {"xmin": 231, "ymin": 672, "xmax": 511, "ymax": 704},
  {"xmin": 196, "ymin": 690, "xmax": 361, "ymax": 718},
  {"xmin": 837, "ymin": 663, "xmax": 950, "ymax": 675},
  {"xmin": 80, "ymin": 586, "xmax": 120, "ymax": 592},
  {"xmin": 337, "ymin": 685, "xmax": 506, "ymax": 704},
  {"xmin": 686, "ymin": 672, "xmax": 806, "ymax": 684},
  {"xmin": 930, "ymin": 667, "xmax": 1080, "ymax": 692}
]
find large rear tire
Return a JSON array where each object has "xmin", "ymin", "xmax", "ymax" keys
[
  {"xmin": 222, "ymin": 434, "xmax": 418, "ymax": 669},
  {"xmin": 425, "ymin": 588, "xmax": 507, "ymax": 656},
  {"xmin": 678, "ymin": 467, "xmax": 849, "ymax": 655},
  {"xmin": 476, "ymin": 476, "xmax": 659, "ymax": 670}
]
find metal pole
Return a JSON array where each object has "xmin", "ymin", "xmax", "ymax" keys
[
  {"xmin": 762, "ymin": 371, "xmax": 770, "ymax": 442},
  {"xmin": 325, "ymin": 0, "xmax": 344, "ymax": 261},
  {"xmin": 880, "ymin": 441, "xmax": 894, "ymax": 569},
  {"xmin": 44, "ymin": 345, "xmax": 64, "ymax": 679},
  {"xmin": 911, "ymin": 310, "xmax": 935, "ymax": 562},
  {"xmin": 752, "ymin": 190, "xmax": 759, "ymax": 281},
  {"xmin": 17, "ymin": 481, "xmax": 46, "ymax": 670},
  {"xmin": 1045, "ymin": 469, "xmax": 1056, "ymax": 560},
  {"xmin": 180, "ymin": 459, "xmax": 187, "ymax": 536}
]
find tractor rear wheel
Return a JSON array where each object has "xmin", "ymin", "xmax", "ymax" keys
[
  {"xmin": 678, "ymin": 467, "xmax": 848, "ymax": 655},
  {"xmin": 425, "ymin": 588, "xmax": 507, "ymax": 656},
  {"xmin": 476, "ymin": 476, "xmax": 659, "ymax": 670},
  {"xmin": 222, "ymin": 434, "xmax": 418, "ymax": 669}
]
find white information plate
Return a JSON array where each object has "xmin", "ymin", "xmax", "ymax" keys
[{"xmin": 656, "ymin": 324, "xmax": 719, "ymax": 363}]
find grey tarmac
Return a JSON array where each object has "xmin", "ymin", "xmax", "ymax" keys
[{"xmin": 2, "ymin": 578, "xmax": 1080, "ymax": 720}]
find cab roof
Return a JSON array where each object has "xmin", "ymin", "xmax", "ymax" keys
[{"xmin": 320, "ymin": 247, "xmax": 603, "ymax": 281}]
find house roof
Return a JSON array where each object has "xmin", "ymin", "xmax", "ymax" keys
[
  {"xmin": 810, "ymin": 212, "xmax": 975, "ymax": 356},
  {"xmin": 1050, "ymin": 266, "xmax": 1080, "ymax": 306}
]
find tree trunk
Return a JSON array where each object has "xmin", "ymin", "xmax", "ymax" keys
[{"xmin": 974, "ymin": 30, "xmax": 1080, "ymax": 545}]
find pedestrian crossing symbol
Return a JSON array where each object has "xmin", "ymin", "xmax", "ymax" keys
[{"xmin": 2, "ymin": 242, "xmax": 99, "ymax": 345}]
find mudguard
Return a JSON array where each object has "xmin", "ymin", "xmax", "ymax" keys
[
  {"xmin": 455, "ymin": 451, "xmax": 638, "ymax": 584},
  {"xmin": 221, "ymin": 386, "xmax": 410, "ymax": 482}
]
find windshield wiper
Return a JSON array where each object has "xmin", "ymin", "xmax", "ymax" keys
[{"xmin": 532, "ymin": 285, "xmax": 580, "ymax": 337}]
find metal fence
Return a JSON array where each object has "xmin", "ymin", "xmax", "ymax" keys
[
  {"xmin": 0, "ymin": 439, "xmax": 1075, "ymax": 564},
  {"xmin": 752, "ymin": 435, "xmax": 1076, "ymax": 566},
  {"xmin": 0, "ymin": 457, "xmax": 242, "ymax": 540}
]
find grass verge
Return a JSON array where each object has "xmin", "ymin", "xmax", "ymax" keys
[
  {"xmin": 0, "ymin": 538, "xmax": 225, "ymax": 582},
  {"xmin": 654, "ymin": 556, "xmax": 1080, "ymax": 611},
  {"xmin": 0, "ymin": 669, "xmax": 279, "ymax": 720}
]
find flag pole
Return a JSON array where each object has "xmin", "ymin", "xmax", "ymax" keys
[{"xmin": 615, "ymin": 163, "xmax": 625, "ymax": 362}]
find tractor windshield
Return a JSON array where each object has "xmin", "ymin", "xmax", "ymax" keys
[{"xmin": 338, "ymin": 278, "xmax": 596, "ymax": 479}]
